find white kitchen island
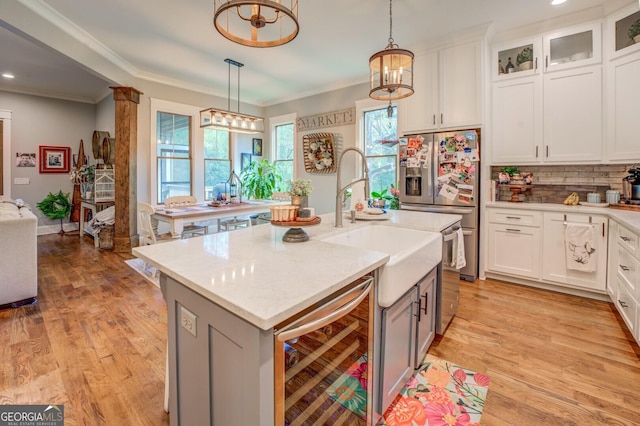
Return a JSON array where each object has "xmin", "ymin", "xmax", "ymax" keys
[{"xmin": 133, "ymin": 210, "xmax": 461, "ymax": 425}]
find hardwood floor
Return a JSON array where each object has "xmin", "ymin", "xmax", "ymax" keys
[
  {"xmin": 0, "ymin": 234, "xmax": 169, "ymax": 425},
  {"xmin": 1, "ymin": 234, "xmax": 639, "ymax": 425},
  {"xmin": 430, "ymin": 279, "xmax": 640, "ymax": 425}
]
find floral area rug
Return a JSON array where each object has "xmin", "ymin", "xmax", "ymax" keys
[
  {"xmin": 325, "ymin": 354, "xmax": 368, "ymax": 419},
  {"xmin": 325, "ymin": 353, "xmax": 490, "ymax": 426},
  {"xmin": 379, "ymin": 354, "xmax": 490, "ymax": 426}
]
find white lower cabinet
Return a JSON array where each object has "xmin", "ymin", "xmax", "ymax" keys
[
  {"xmin": 542, "ymin": 213, "xmax": 607, "ymax": 292},
  {"xmin": 487, "ymin": 207, "xmax": 608, "ymax": 294},
  {"xmin": 487, "ymin": 209, "xmax": 542, "ymax": 279},
  {"xmin": 379, "ymin": 268, "xmax": 436, "ymax": 413},
  {"xmin": 607, "ymin": 220, "xmax": 619, "ymax": 300},
  {"xmin": 610, "ymin": 220, "xmax": 640, "ymax": 344}
]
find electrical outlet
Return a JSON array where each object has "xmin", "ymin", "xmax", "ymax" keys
[
  {"xmin": 180, "ymin": 306, "xmax": 197, "ymax": 337},
  {"xmin": 14, "ymin": 177, "xmax": 29, "ymax": 184}
]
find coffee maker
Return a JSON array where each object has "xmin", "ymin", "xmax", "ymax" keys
[{"xmin": 622, "ymin": 166, "xmax": 640, "ymax": 205}]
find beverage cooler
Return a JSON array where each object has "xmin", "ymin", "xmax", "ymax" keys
[{"xmin": 273, "ymin": 276, "xmax": 374, "ymax": 425}]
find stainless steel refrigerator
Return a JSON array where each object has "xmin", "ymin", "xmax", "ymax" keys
[{"xmin": 399, "ymin": 129, "xmax": 480, "ymax": 282}]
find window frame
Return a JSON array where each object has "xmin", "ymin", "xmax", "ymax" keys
[
  {"xmin": 355, "ymin": 99, "xmax": 399, "ymax": 195},
  {"xmin": 203, "ymin": 127, "xmax": 231, "ymax": 201},
  {"xmin": 150, "ymin": 98, "xmax": 204, "ymax": 204},
  {"xmin": 270, "ymin": 113, "xmax": 296, "ymax": 191}
]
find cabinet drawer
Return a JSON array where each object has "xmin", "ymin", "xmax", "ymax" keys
[
  {"xmin": 617, "ymin": 225, "xmax": 639, "ymax": 259},
  {"xmin": 617, "ymin": 247, "xmax": 639, "ymax": 299},
  {"xmin": 488, "ymin": 209, "xmax": 542, "ymax": 226},
  {"xmin": 615, "ymin": 275, "xmax": 637, "ymax": 336}
]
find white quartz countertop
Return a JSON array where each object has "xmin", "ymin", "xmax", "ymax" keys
[
  {"xmin": 486, "ymin": 201, "xmax": 640, "ymax": 234},
  {"xmin": 133, "ymin": 210, "xmax": 461, "ymax": 330}
]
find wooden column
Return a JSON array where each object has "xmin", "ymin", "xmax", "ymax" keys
[{"xmin": 111, "ymin": 87, "xmax": 142, "ymax": 253}]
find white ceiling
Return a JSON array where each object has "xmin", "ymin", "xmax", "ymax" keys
[{"xmin": 0, "ymin": 0, "xmax": 632, "ymax": 106}]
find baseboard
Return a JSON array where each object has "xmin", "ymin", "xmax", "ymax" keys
[{"xmin": 37, "ymin": 223, "xmax": 80, "ymax": 236}]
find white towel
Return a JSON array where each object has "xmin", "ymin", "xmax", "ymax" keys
[
  {"xmin": 565, "ymin": 224, "xmax": 596, "ymax": 272},
  {"xmin": 451, "ymin": 228, "xmax": 466, "ymax": 269}
]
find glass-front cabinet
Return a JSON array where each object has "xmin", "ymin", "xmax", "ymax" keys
[
  {"xmin": 543, "ymin": 21, "xmax": 602, "ymax": 72},
  {"xmin": 493, "ymin": 37, "xmax": 541, "ymax": 80},
  {"xmin": 607, "ymin": 3, "xmax": 640, "ymax": 60}
]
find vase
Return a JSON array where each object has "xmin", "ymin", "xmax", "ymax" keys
[
  {"xmin": 291, "ymin": 195, "xmax": 308, "ymax": 209},
  {"xmin": 518, "ymin": 60, "xmax": 533, "ymax": 71}
]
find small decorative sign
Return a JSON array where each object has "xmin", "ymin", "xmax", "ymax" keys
[{"xmin": 297, "ymin": 108, "xmax": 355, "ymax": 131}]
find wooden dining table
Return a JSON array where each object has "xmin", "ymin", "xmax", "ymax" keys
[{"xmin": 152, "ymin": 200, "xmax": 289, "ymax": 238}]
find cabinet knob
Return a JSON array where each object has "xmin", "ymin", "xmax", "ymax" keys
[
  {"xmin": 506, "ymin": 228, "xmax": 521, "ymax": 232},
  {"xmin": 619, "ymin": 300, "xmax": 629, "ymax": 308},
  {"xmin": 619, "ymin": 265, "xmax": 630, "ymax": 272},
  {"xmin": 620, "ymin": 236, "xmax": 631, "ymax": 242}
]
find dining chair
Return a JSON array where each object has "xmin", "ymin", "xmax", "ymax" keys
[
  {"xmin": 163, "ymin": 195, "xmax": 207, "ymax": 238},
  {"xmin": 137, "ymin": 202, "xmax": 173, "ymax": 275}
]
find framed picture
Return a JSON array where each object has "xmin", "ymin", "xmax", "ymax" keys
[
  {"xmin": 39, "ymin": 145, "xmax": 71, "ymax": 173},
  {"xmin": 241, "ymin": 152, "xmax": 252, "ymax": 172},
  {"xmin": 252, "ymin": 138, "xmax": 263, "ymax": 156}
]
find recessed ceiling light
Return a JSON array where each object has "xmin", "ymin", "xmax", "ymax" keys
[
  {"xmin": 551, "ymin": 0, "xmax": 567, "ymax": 5},
  {"xmin": 2, "ymin": 73, "xmax": 15, "ymax": 79}
]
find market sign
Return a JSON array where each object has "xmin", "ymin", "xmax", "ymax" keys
[{"xmin": 297, "ymin": 108, "xmax": 355, "ymax": 131}]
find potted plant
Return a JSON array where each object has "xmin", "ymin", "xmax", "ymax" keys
[
  {"xmin": 371, "ymin": 188, "xmax": 393, "ymax": 208},
  {"xmin": 516, "ymin": 46, "xmax": 533, "ymax": 71},
  {"xmin": 37, "ymin": 191, "xmax": 72, "ymax": 235},
  {"xmin": 288, "ymin": 178, "xmax": 313, "ymax": 208},
  {"xmin": 240, "ymin": 159, "xmax": 282, "ymax": 200},
  {"xmin": 629, "ymin": 18, "xmax": 640, "ymax": 44},
  {"xmin": 389, "ymin": 184, "xmax": 400, "ymax": 210}
]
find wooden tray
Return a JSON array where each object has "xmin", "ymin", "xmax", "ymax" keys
[
  {"xmin": 271, "ymin": 216, "xmax": 321, "ymax": 227},
  {"xmin": 609, "ymin": 203, "xmax": 640, "ymax": 212}
]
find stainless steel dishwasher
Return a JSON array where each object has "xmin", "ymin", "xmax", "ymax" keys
[
  {"xmin": 438, "ymin": 221, "xmax": 462, "ymax": 334},
  {"xmin": 274, "ymin": 276, "xmax": 374, "ymax": 425}
]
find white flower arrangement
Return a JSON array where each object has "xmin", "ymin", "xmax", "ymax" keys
[
  {"xmin": 69, "ymin": 165, "xmax": 95, "ymax": 184},
  {"xmin": 288, "ymin": 178, "xmax": 313, "ymax": 196},
  {"xmin": 308, "ymin": 138, "xmax": 334, "ymax": 171}
]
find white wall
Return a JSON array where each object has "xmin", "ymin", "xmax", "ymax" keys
[
  {"xmin": 266, "ymin": 82, "xmax": 371, "ymax": 214},
  {"xmin": 0, "ymin": 90, "xmax": 96, "ymax": 229}
]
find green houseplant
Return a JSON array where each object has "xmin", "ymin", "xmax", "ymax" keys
[
  {"xmin": 516, "ymin": 47, "xmax": 533, "ymax": 70},
  {"xmin": 629, "ymin": 18, "xmax": 640, "ymax": 42},
  {"xmin": 371, "ymin": 188, "xmax": 393, "ymax": 208},
  {"xmin": 240, "ymin": 159, "xmax": 282, "ymax": 200},
  {"xmin": 500, "ymin": 166, "xmax": 520, "ymax": 177},
  {"xmin": 37, "ymin": 190, "xmax": 72, "ymax": 235}
]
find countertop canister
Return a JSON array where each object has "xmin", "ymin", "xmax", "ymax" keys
[
  {"xmin": 587, "ymin": 193, "xmax": 601, "ymax": 203},
  {"xmin": 606, "ymin": 190, "xmax": 620, "ymax": 204}
]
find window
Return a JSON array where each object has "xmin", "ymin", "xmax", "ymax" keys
[
  {"xmin": 273, "ymin": 122, "xmax": 294, "ymax": 190},
  {"xmin": 203, "ymin": 128, "xmax": 230, "ymax": 200},
  {"xmin": 363, "ymin": 106, "xmax": 398, "ymax": 196},
  {"xmin": 156, "ymin": 111, "xmax": 191, "ymax": 204}
]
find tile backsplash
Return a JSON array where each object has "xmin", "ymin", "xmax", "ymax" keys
[{"xmin": 490, "ymin": 164, "xmax": 631, "ymax": 204}]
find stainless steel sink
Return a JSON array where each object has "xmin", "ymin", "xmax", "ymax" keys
[{"xmin": 322, "ymin": 225, "xmax": 442, "ymax": 307}]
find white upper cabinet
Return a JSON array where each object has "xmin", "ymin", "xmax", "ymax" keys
[
  {"xmin": 543, "ymin": 66, "xmax": 603, "ymax": 162},
  {"xmin": 491, "ymin": 75, "xmax": 543, "ymax": 164},
  {"xmin": 605, "ymin": 3, "xmax": 640, "ymax": 61},
  {"xmin": 492, "ymin": 37, "xmax": 542, "ymax": 81},
  {"xmin": 398, "ymin": 41, "xmax": 482, "ymax": 135},
  {"xmin": 543, "ymin": 21, "xmax": 602, "ymax": 72},
  {"xmin": 491, "ymin": 21, "xmax": 603, "ymax": 165},
  {"xmin": 606, "ymin": 3, "xmax": 640, "ymax": 162}
]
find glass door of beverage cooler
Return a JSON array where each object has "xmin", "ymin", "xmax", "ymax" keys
[{"xmin": 274, "ymin": 276, "xmax": 374, "ymax": 425}]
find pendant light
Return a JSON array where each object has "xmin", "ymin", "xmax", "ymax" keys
[
  {"xmin": 200, "ymin": 58, "xmax": 264, "ymax": 134},
  {"xmin": 369, "ymin": 0, "xmax": 414, "ymax": 103},
  {"xmin": 213, "ymin": 0, "xmax": 299, "ymax": 48}
]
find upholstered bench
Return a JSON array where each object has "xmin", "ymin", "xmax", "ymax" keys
[{"xmin": 0, "ymin": 196, "xmax": 37, "ymax": 308}]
